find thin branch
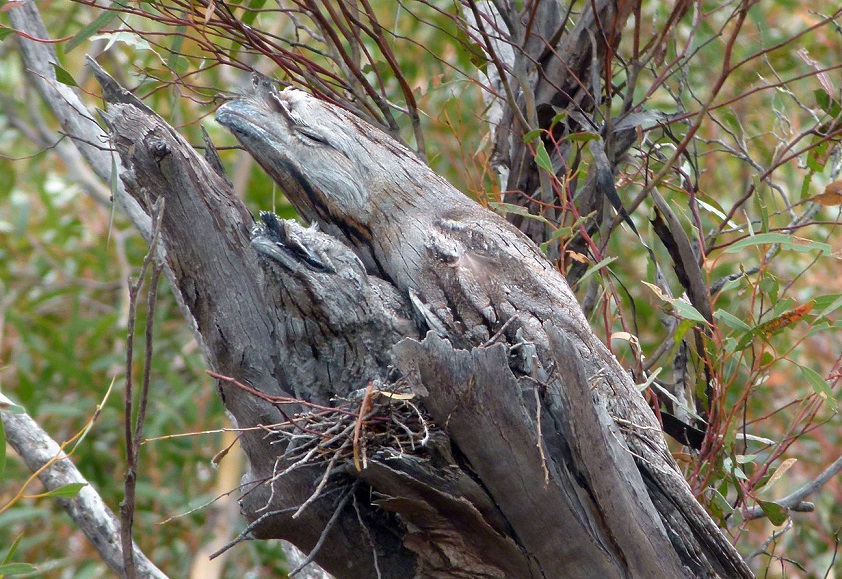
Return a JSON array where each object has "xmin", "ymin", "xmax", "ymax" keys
[
  {"xmin": 738, "ymin": 454, "xmax": 842, "ymax": 524},
  {"xmin": 121, "ymin": 198, "xmax": 165, "ymax": 579},
  {"xmin": 0, "ymin": 410, "xmax": 168, "ymax": 578},
  {"xmin": 289, "ymin": 483, "xmax": 358, "ymax": 576}
]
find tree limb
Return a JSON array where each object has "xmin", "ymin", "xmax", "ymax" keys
[{"xmin": 0, "ymin": 409, "xmax": 168, "ymax": 579}]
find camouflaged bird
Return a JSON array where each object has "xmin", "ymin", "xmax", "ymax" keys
[
  {"xmin": 217, "ymin": 79, "xmax": 752, "ymax": 578},
  {"xmin": 252, "ymin": 212, "xmax": 417, "ymax": 404}
]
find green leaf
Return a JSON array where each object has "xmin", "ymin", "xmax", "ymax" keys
[
  {"xmin": 42, "ymin": 482, "xmax": 87, "ymax": 499},
  {"xmin": 637, "ymin": 366, "xmax": 662, "ymax": 392},
  {"xmin": 51, "ymin": 63, "xmax": 78, "ymax": 87},
  {"xmin": 523, "ymin": 128, "xmax": 543, "ymax": 142},
  {"xmin": 722, "ymin": 457, "xmax": 748, "ymax": 480},
  {"xmin": 717, "ymin": 276, "xmax": 744, "ymax": 295},
  {"xmin": 815, "ymin": 88, "xmax": 842, "ymax": 118},
  {"xmin": 643, "ymin": 282, "xmax": 708, "ymax": 324},
  {"xmin": 723, "ymin": 336, "xmax": 738, "ymax": 353},
  {"xmin": 65, "ymin": 3, "xmax": 122, "ymax": 53},
  {"xmin": 760, "ymin": 274, "xmax": 779, "ymax": 301},
  {"xmin": 813, "ymin": 294, "xmax": 842, "ymax": 320},
  {"xmin": 0, "ymin": 27, "xmax": 17, "ymax": 42},
  {"xmin": 708, "ymin": 497, "xmax": 723, "ymax": 521},
  {"xmin": 450, "ymin": 19, "xmax": 488, "ymax": 73},
  {"xmin": 577, "ymin": 256, "xmax": 617, "ymax": 285},
  {"xmin": 466, "ymin": 43, "xmax": 489, "ymax": 72},
  {"xmin": 565, "ymin": 131, "xmax": 600, "ymax": 143},
  {"xmin": 673, "ymin": 318, "xmax": 696, "ymax": 344},
  {"xmin": 724, "ymin": 232, "xmax": 832, "ymax": 255},
  {"xmin": 807, "ymin": 319, "xmax": 842, "ymax": 339},
  {"xmin": 734, "ymin": 331, "xmax": 756, "ymax": 352},
  {"xmin": 709, "ymin": 489, "xmax": 734, "ymax": 516},
  {"xmin": 800, "ymin": 170, "xmax": 814, "ymax": 200},
  {"xmin": 758, "ymin": 196, "xmax": 769, "ymax": 233},
  {"xmin": 534, "ymin": 141, "xmax": 553, "ymax": 173},
  {"xmin": 649, "ymin": 379, "xmax": 705, "ymax": 421},
  {"xmin": 166, "ymin": 27, "xmax": 188, "ymax": 75},
  {"xmin": 695, "ymin": 189, "xmax": 727, "ymax": 217},
  {"xmin": 815, "ymin": 88, "xmax": 832, "ymax": 113},
  {"xmin": 0, "ymin": 159, "xmax": 15, "ymax": 198},
  {"xmin": 90, "ymin": 31, "xmax": 152, "ymax": 52},
  {"xmin": 714, "ymin": 309, "xmax": 752, "ymax": 332},
  {"xmin": 2, "ymin": 535, "xmax": 23, "ymax": 565},
  {"xmin": 0, "ymin": 563, "xmax": 38, "ymax": 575},
  {"xmin": 0, "ymin": 391, "xmax": 25, "ymax": 414},
  {"xmin": 550, "ymin": 111, "xmax": 568, "ymax": 127},
  {"xmin": 801, "ymin": 366, "xmax": 836, "ymax": 411},
  {"xmin": 807, "ymin": 139, "xmax": 829, "ymax": 172},
  {"xmin": 488, "ymin": 202, "xmax": 552, "ymax": 226},
  {"xmin": 757, "ymin": 499, "xmax": 789, "ymax": 526},
  {"xmin": 242, "ymin": 0, "xmax": 269, "ymax": 27},
  {"xmin": 671, "ymin": 300, "xmax": 708, "ymax": 324},
  {"xmin": 539, "ymin": 226, "xmax": 572, "ymax": 254}
]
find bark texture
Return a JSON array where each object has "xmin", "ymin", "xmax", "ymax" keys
[
  {"xmin": 88, "ymin": 49, "xmax": 753, "ymax": 574},
  {"xmin": 215, "ymin": 80, "xmax": 752, "ymax": 578},
  {"xmin": 91, "ymin": 62, "xmax": 415, "ymax": 579}
]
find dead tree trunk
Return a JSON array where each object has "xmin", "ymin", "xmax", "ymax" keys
[{"xmin": 90, "ymin": 57, "xmax": 752, "ymax": 578}]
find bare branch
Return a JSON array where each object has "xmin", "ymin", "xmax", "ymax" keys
[
  {"xmin": 738, "ymin": 454, "xmax": 842, "ymax": 524},
  {"xmin": 0, "ymin": 410, "xmax": 168, "ymax": 579}
]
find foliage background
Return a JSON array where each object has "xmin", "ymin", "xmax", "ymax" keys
[{"xmin": 0, "ymin": 1, "xmax": 840, "ymax": 577}]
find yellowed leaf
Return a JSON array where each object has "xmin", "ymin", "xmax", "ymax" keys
[
  {"xmin": 824, "ymin": 180, "xmax": 842, "ymax": 195},
  {"xmin": 763, "ymin": 458, "xmax": 797, "ymax": 493},
  {"xmin": 757, "ymin": 302, "xmax": 814, "ymax": 335},
  {"xmin": 672, "ymin": 451, "xmax": 692, "ymax": 464},
  {"xmin": 642, "ymin": 281, "xmax": 668, "ymax": 301},
  {"xmin": 566, "ymin": 250, "xmax": 589, "ymax": 264},
  {"xmin": 375, "ymin": 391, "xmax": 415, "ymax": 400},
  {"xmin": 813, "ymin": 183, "xmax": 842, "ymax": 206},
  {"xmin": 203, "ymin": 1, "xmax": 216, "ymax": 25}
]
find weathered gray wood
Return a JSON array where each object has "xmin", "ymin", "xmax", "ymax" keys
[
  {"xmin": 90, "ymin": 62, "xmax": 417, "ymax": 578},
  {"xmin": 356, "ymin": 456, "xmax": 538, "ymax": 579},
  {"xmin": 393, "ymin": 335, "xmax": 635, "ymax": 577},
  {"xmin": 543, "ymin": 325, "xmax": 688, "ymax": 576},
  {"xmin": 87, "ymin": 64, "xmax": 754, "ymax": 575},
  {"xmin": 217, "ymin": 82, "xmax": 753, "ymax": 577},
  {"xmin": 88, "ymin": 64, "xmax": 754, "ymax": 576}
]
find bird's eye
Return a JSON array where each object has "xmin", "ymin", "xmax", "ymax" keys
[
  {"xmin": 302, "ymin": 254, "xmax": 329, "ymax": 272},
  {"xmin": 286, "ymin": 237, "xmax": 335, "ymax": 273},
  {"xmin": 296, "ymin": 126, "xmax": 328, "ymax": 145}
]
